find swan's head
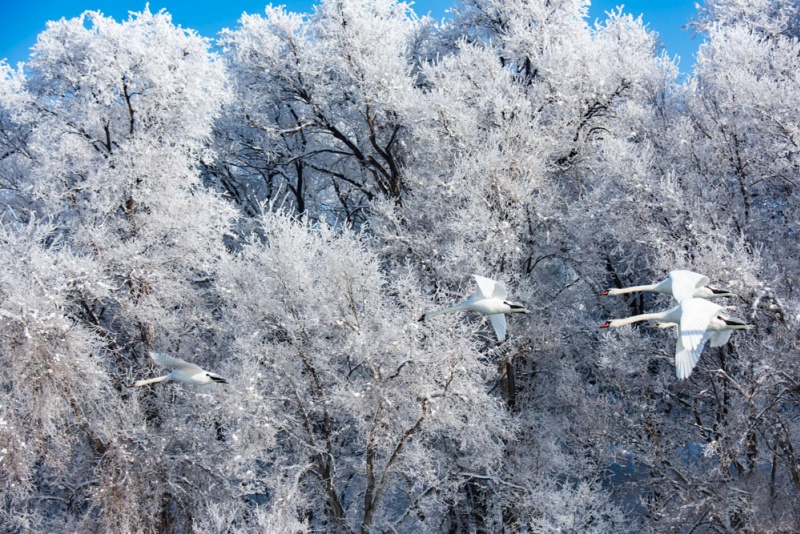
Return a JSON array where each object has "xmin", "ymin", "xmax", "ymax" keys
[
  {"xmin": 418, "ymin": 314, "xmax": 426, "ymax": 322},
  {"xmin": 599, "ymin": 320, "xmax": 611, "ymax": 329}
]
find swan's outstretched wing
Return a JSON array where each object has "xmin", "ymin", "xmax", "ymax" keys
[
  {"xmin": 488, "ymin": 313, "xmax": 507, "ymax": 342},
  {"xmin": 150, "ymin": 352, "xmax": 203, "ymax": 373},
  {"xmin": 675, "ymin": 299, "xmax": 721, "ymax": 378},
  {"xmin": 473, "ymin": 275, "xmax": 503, "ymax": 299},
  {"xmin": 709, "ymin": 330, "xmax": 733, "ymax": 348},
  {"xmin": 674, "ymin": 332, "xmax": 690, "ymax": 379},
  {"xmin": 655, "ymin": 321, "xmax": 699, "ymax": 379},
  {"xmin": 492, "ymin": 280, "xmax": 508, "ymax": 300},
  {"xmin": 675, "ymin": 331, "xmax": 713, "ymax": 380},
  {"xmin": 670, "ymin": 270, "xmax": 710, "ymax": 303}
]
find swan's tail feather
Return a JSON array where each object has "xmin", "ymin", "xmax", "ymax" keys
[{"xmin": 129, "ymin": 375, "xmax": 168, "ymax": 387}]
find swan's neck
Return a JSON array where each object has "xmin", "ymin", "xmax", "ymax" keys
[
  {"xmin": 133, "ymin": 375, "xmax": 169, "ymax": 387},
  {"xmin": 425, "ymin": 301, "xmax": 470, "ymax": 320},
  {"xmin": 608, "ymin": 310, "xmax": 671, "ymax": 328},
  {"xmin": 607, "ymin": 283, "xmax": 660, "ymax": 296}
]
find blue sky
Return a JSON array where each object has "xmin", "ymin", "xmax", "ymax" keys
[{"xmin": 0, "ymin": 1, "xmax": 702, "ymax": 71}]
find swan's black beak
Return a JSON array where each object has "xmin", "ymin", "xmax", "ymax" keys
[
  {"xmin": 418, "ymin": 314, "xmax": 426, "ymax": 322},
  {"xmin": 599, "ymin": 321, "xmax": 611, "ymax": 329},
  {"xmin": 210, "ymin": 376, "xmax": 228, "ymax": 384}
]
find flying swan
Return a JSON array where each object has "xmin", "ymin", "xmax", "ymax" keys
[
  {"xmin": 600, "ymin": 270, "xmax": 732, "ymax": 303},
  {"xmin": 600, "ymin": 298, "xmax": 753, "ymax": 379},
  {"xmin": 419, "ymin": 274, "xmax": 529, "ymax": 342},
  {"xmin": 129, "ymin": 352, "xmax": 228, "ymax": 387}
]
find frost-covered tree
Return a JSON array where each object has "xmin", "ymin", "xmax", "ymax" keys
[
  {"xmin": 214, "ymin": 210, "xmax": 511, "ymax": 532},
  {"xmin": 372, "ymin": 1, "xmax": 677, "ymax": 528},
  {"xmin": 0, "ymin": 8, "xmax": 240, "ymax": 531},
  {"xmin": 1, "ymin": 7, "xmax": 236, "ymax": 352},
  {"xmin": 688, "ymin": 0, "xmax": 800, "ymax": 259},
  {"xmin": 597, "ymin": 0, "xmax": 800, "ymax": 528},
  {"xmin": 0, "ymin": 221, "xmax": 117, "ymax": 531},
  {"xmin": 211, "ymin": 0, "xmax": 435, "ymax": 223}
]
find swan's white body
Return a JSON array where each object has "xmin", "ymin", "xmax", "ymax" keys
[
  {"xmin": 129, "ymin": 352, "xmax": 227, "ymax": 387},
  {"xmin": 601, "ymin": 270, "xmax": 732, "ymax": 303},
  {"xmin": 601, "ymin": 298, "xmax": 753, "ymax": 380},
  {"xmin": 420, "ymin": 275, "xmax": 528, "ymax": 342}
]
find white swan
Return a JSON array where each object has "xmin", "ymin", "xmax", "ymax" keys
[
  {"xmin": 129, "ymin": 352, "xmax": 227, "ymax": 387},
  {"xmin": 600, "ymin": 298, "xmax": 753, "ymax": 379},
  {"xmin": 600, "ymin": 270, "xmax": 732, "ymax": 303},
  {"xmin": 419, "ymin": 274, "xmax": 529, "ymax": 342}
]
